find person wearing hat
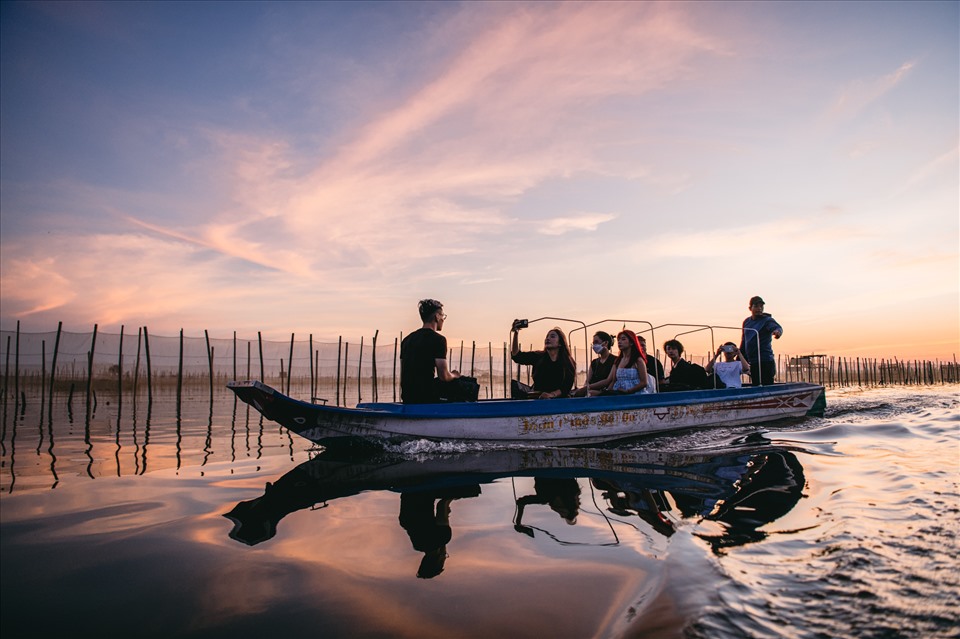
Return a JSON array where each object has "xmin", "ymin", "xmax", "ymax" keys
[{"xmin": 739, "ymin": 296, "xmax": 783, "ymax": 386}]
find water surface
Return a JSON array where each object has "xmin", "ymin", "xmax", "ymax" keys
[{"xmin": 1, "ymin": 386, "xmax": 957, "ymax": 638}]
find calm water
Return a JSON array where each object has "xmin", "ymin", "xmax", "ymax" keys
[{"xmin": 1, "ymin": 385, "xmax": 957, "ymax": 639}]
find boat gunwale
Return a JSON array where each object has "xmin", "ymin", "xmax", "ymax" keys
[{"xmin": 227, "ymin": 379, "xmax": 824, "ymax": 420}]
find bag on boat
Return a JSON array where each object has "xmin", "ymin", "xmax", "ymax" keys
[
  {"xmin": 439, "ymin": 376, "xmax": 480, "ymax": 402},
  {"xmin": 511, "ymin": 379, "xmax": 535, "ymax": 399}
]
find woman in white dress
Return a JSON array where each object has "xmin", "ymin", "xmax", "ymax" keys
[{"xmin": 586, "ymin": 330, "xmax": 656, "ymax": 395}]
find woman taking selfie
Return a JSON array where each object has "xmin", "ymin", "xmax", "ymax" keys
[{"xmin": 510, "ymin": 320, "xmax": 576, "ymax": 399}]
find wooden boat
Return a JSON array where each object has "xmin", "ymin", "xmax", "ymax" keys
[{"xmin": 227, "ymin": 380, "xmax": 825, "ymax": 447}]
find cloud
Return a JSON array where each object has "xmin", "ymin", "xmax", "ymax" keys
[
  {"xmin": 828, "ymin": 61, "xmax": 915, "ymax": 120},
  {"xmin": 537, "ymin": 213, "xmax": 618, "ymax": 236}
]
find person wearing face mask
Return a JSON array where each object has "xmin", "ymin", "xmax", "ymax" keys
[
  {"xmin": 510, "ymin": 321, "xmax": 577, "ymax": 399},
  {"xmin": 586, "ymin": 330, "xmax": 655, "ymax": 396},
  {"xmin": 571, "ymin": 331, "xmax": 616, "ymax": 397}
]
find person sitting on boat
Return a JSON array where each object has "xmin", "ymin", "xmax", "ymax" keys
[
  {"xmin": 740, "ymin": 295, "xmax": 783, "ymax": 386},
  {"xmin": 570, "ymin": 331, "xmax": 616, "ymax": 397},
  {"xmin": 400, "ymin": 299, "xmax": 461, "ymax": 404},
  {"xmin": 510, "ymin": 321, "xmax": 576, "ymax": 399},
  {"xmin": 706, "ymin": 342, "xmax": 751, "ymax": 388},
  {"xmin": 639, "ymin": 335, "xmax": 664, "ymax": 390},
  {"xmin": 661, "ymin": 339, "xmax": 709, "ymax": 391},
  {"xmin": 586, "ymin": 330, "xmax": 655, "ymax": 395}
]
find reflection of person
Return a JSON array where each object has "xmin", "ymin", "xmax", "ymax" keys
[
  {"xmin": 572, "ymin": 332, "xmax": 616, "ymax": 397},
  {"xmin": 740, "ymin": 296, "xmax": 783, "ymax": 386},
  {"xmin": 661, "ymin": 339, "xmax": 708, "ymax": 391},
  {"xmin": 589, "ymin": 330, "xmax": 652, "ymax": 395},
  {"xmin": 399, "ymin": 486, "xmax": 480, "ymax": 579},
  {"xmin": 592, "ymin": 479, "xmax": 676, "ymax": 538},
  {"xmin": 510, "ymin": 322, "xmax": 576, "ymax": 399},
  {"xmin": 514, "ymin": 478, "xmax": 581, "ymax": 536},
  {"xmin": 400, "ymin": 299, "xmax": 460, "ymax": 403},
  {"xmin": 706, "ymin": 342, "xmax": 750, "ymax": 388}
]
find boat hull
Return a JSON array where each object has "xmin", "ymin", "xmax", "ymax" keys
[{"xmin": 227, "ymin": 380, "xmax": 825, "ymax": 446}]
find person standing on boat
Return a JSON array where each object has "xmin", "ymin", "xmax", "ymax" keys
[
  {"xmin": 706, "ymin": 342, "xmax": 751, "ymax": 388},
  {"xmin": 739, "ymin": 296, "xmax": 782, "ymax": 386},
  {"xmin": 589, "ymin": 330, "xmax": 653, "ymax": 395},
  {"xmin": 571, "ymin": 331, "xmax": 616, "ymax": 397},
  {"xmin": 400, "ymin": 299, "xmax": 460, "ymax": 404},
  {"xmin": 510, "ymin": 321, "xmax": 576, "ymax": 399}
]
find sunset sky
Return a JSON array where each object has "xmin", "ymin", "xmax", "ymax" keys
[{"xmin": 1, "ymin": 1, "xmax": 957, "ymax": 359}]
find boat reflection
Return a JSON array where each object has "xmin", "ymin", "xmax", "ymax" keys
[{"xmin": 224, "ymin": 436, "xmax": 807, "ymax": 573}]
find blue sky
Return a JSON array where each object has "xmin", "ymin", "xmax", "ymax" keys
[{"xmin": 1, "ymin": 1, "xmax": 957, "ymax": 358}]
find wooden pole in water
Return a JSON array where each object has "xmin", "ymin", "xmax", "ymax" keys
[
  {"xmin": 470, "ymin": 341, "xmax": 476, "ymax": 378},
  {"xmin": 257, "ymin": 332, "xmax": 264, "ymax": 383},
  {"xmin": 287, "ymin": 333, "xmax": 294, "ymax": 396},
  {"xmin": 134, "ymin": 328, "xmax": 142, "ymax": 398},
  {"xmin": 372, "ymin": 331, "xmax": 379, "ymax": 403},
  {"xmin": 205, "ymin": 330, "xmax": 214, "ymax": 404},
  {"xmin": 233, "ymin": 332, "xmax": 237, "ymax": 382},
  {"xmin": 342, "ymin": 341, "xmax": 349, "ymax": 406},
  {"xmin": 41, "ymin": 339, "xmax": 46, "ymax": 415},
  {"xmin": 393, "ymin": 336, "xmax": 399, "ymax": 403},
  {"xmin": 177, "ymin": 329, "xmax": 184, "ymax": 408},
  {"xmin": 358, "ymin": 337, "xmax": 364, "ymax": 404},
  {"xmin": 488, "ymin": 342, "xmax": 493, "ymax": 400},
  {"xmin": 503, "ymin": 342, "xmax": 508, "ymax": 398},
  {"xmin": 309, "ymin": 334, "xmax": 314, "ymax": 400},
  {"xmin": 459, "ymin": 340, "xmax": 464, "ymax": 373},
  {"xmin": 14, "ymin": 321, "xmax": 20, "ymax": 407},
  {"xmin": 246, "ymin": 340, "xmax": 251, "ymax": 379},
  {"xmin": 86, "ymin": 323, "xmax": 98, "ymax": 413},
  {"xmin": 118, "ymin": 325, "xmax": 124, "ymax": 399},
  {"xmin": 49, "ymin": 322, "xmax": 62, "ymax": 408},
  {"xmin": 3, "ymin": 334, "xmax": 10, "ymax": 404},
  {"xmin": 143, "ymin": 326, "xmax": 152, "ymax": 404},
  {"xmin": 336, "ymin": 337, "xmax": 342, "ymax": 407}
]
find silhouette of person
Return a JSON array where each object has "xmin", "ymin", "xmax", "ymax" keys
[
  {"xmin": 514, "ymin": 477, "xmax": 581, "ymax": 536},
  {"xmin": 398, "ymin": 485, "xmax": 480, "ymax": 578}
]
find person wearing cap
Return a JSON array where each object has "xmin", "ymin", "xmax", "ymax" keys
[
  {"xmin": 400, "ymin": 299, "xmax": 461, "ymax": 403},
  {"xmin": 739, "ymin": 296, "xmax": 783, "ymax": 386}
]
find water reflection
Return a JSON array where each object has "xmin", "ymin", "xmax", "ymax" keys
[{"xmin": 224, "ymin": 439, "xmax": 808, "ymax": 573}]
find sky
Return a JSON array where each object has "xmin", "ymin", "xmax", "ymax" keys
[{"xmin": 1, "ymin": 1, "xmax": 958, "ymax": 360}]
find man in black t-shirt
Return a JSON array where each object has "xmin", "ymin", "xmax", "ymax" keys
[{"xmin": 400, "ymin": 299, "xmax": 461, "ymax": 403}]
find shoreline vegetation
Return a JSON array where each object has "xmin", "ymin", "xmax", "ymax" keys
[{"xmin": 2, "ymin": 323, "xmax": 958, "ymax": 409}]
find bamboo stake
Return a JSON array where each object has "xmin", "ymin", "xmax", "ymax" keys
[
  {"xmin": 205, "ymin": 330, "xmax": 214, "ymax": 404},
  {"xmin": 372, "ymin": 330, "xmax": 379, "ymax": 403},
  {"xmin": 177, "ymin": 329, "xmax": 184, "ymax": 409},
  {"xmin": 143, "ymin": 326, "xmax": 152, "ymax": 404},
  {"xmin": 358, "ymin": 337, "xmax": 364, "ymax": 404},
  {"xmin": 287, "ymin": 333, "xmax": 294, "ymax": 396},
  {"xmin": 86, "ymin": 323, "xmax": 98, "ymax": 414},
  {"xmin": 49, "ymin": 322, "xmax": 62, "ymax": 411},
  {"xmin": 336, "ymin": 337, "xmax": 342, "ymax": 407},
  {"xmin": 258, "ymin": 332, "xmax": 265, "ymax": 383}
]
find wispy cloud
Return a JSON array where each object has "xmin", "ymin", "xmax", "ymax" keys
[
  {"xmin": 828, "ymin": 61, "xmax": 915, "ymax": 120},
  {"xmin": 538, "ymin": 213, "xmax": 618, "ymax": 236}
]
